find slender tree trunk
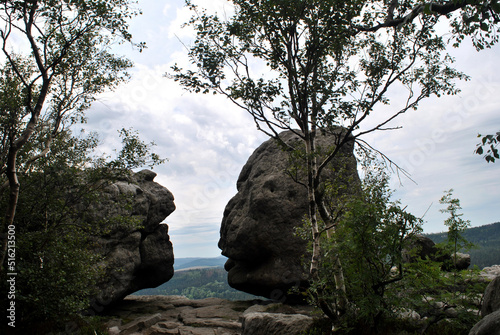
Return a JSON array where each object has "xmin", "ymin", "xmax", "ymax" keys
[
  {"xmin": 0, "ymin": 80, "xmax": 49, "ymax": 274},
  {"xmin": 306, "ymin": 129, "xmax": 321, "ymax": 278},
  {"xmin": 326, "ymin": 228, "xmax": 348, "ymax": 315},
  {"xmin": 305, "ymin": 129, "xmax": 342, "ymax": 322},
  {"xmin": 306, "ymin": 127, "xmax": 348, "ymax": 322},
  {"xmin": 1, "ymin": 147, "xmax": 20, "ymax": 272}
]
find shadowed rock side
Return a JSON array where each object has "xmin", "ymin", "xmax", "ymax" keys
[
  {"xmin": 470, "ymin": 275, "xmax": 500, "ymax": 335},
  {"xmin": 86, "ymin": 170, "xmax": 176, "ymax": 311},
  {"xmin": 404, "ymin": 235, "xmax": 471, "ymax": 271},
  {"xmin": 219, "ymin": 129, "xmax": 360, "ymax": 302}
]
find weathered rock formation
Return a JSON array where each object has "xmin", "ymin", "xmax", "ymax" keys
[
  {"xmin": 241, "ymin": 312, "xmax": 315, "ymax": 335},
  {"xmin": 105, "ymin": 296, "xmax": 244, "ymax": 335},
  {"xmin": 469, "ymin": 310, "xmax": 500, "ymax": 335},
  {"xmin": 404, "ymin": 235, "xmax": 471, "ymax": 270},
  {"xmin": 481, "ymin": 265, "xmax": 500, "ymax": 281},
  {"xmin": 100, "ymin": 291, "xmax": 500, "ymax": 335},
  {"xmin": 102, "ymin": 295, "xmax": 323, "ymax": 335},
  {"xmin": 468, "ymin": 269, "xmax": 500, "ymax": 335},
  {"xmin": 452, "ymin": 252, "xmax": 472, "ymax": 271},
  {"xmin": 481, "ymin": 276, "xmax": 500, "ymax": 317},
  {"xmin": 404, "ymin": 235, "xmax": 446, "ymax": 263},
  {"xmin": 219, "ymin": 129, "xmax": 359, "ymax": 301},
  {"xmin": 86, "ymin": 170, "xmax": 176, "ymax": 311}
]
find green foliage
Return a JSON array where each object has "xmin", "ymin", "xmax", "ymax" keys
[
  {"xmin": 304, "ymin": 165, "xmax": 423, "ymax": 331},
  {"xmin": 171, "ymin": 0, "xmax": 495, "ymax": 329},
  {"xmin": 449, "ymin": 0, "xmax": 500, "ymax": 50},
  {"xmin": 299, "ymin": 165, "xmax": 486, "ymax": 333},
  {"xmin": 386, "ymin": 191, "xmax": 485, "ymax": 334},
  {"xmin": 171, "ymin": 0, "xmax": 466, "ymax": 138},
  {"xmin": 438, "ymin": 189, "xmax": 474, "ymax": 269},
  {"xmin": 393, "ymin": 260, "xmax": 486, "ymax": 335},
  {"xmin": 111, "ymin": 128, "xmax": 167, "ymax": 170},
  {"xmin": 171, "ymin": 4, "xmax": 469, "ymax": 327},
  {"xmin": 14, "ymin": 231, "xmax": 103, "ymax": 324},
  {"xmin": 0, "ymin": 0, "xmax": 144, "ymax": 278},
  {"xmin": 475, "ymin": 132, "xmax": 500, "ymax": 163},
  {"xmin": 135, "ymin": 267, "xmax": 259, "ymax": 301},
  {"xmin": 0, "ymin": 126, "xmax": 165, "ymax": 329}
]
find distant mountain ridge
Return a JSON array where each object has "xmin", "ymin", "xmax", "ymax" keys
[
  {"xmin": 174, "ymin": 256, "xmax": 227, "ymax": 271},
  {"xmin": 135, "ymin": 223, "xmax": 499, "ymax": 300},
  {"xmin": 426, "ymin": 222, "xmax": 500, "ymax": 268},
  {"xmin": 172, "ymin": 222, "xmax": 500, "ymax": 272},
  {"xmin": 134, "ymin": 266, "xmax": 258, "ymax": 300}
]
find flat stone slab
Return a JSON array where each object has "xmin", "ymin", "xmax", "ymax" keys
[{"xmin": 103, "ymin": 295, "xmax": 318, "ymax": 335}]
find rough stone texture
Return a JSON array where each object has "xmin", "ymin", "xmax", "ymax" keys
[
  {"xmin": 102, "ymin": 295, "xmax": 320, "ymax": 335},
  {"xmin": 481, "ymin": 265, "xmax": 500, "ymax": 281},
  {"xmin": 241, "ymin": 312, "xmax": 314, "ymax": 335},
  {"xmin": 102, "ymin": 294, "xmax": 494, "ymax": 335},
  {"xmin": 404, "ymin": 235, "xmax": 447, "ymax": 263},
  {"xmin": 404, "ymin": 235, "xmax": 471, "ymax": 270},
  {"xmin": 219, "ymin": 129, "xmax": 359, "ymax": 301},
  {"xmin": 481, "ymin": 276, "xmax": 500, "ymax": 317},
  {"xmin": 453, "ymin": 252, "xmax": 472, "ymax": 271},
  {"xmin": 119, "ymin": 313, "xmax": 163, "ymax": 335},
  {"xmin": 87, "ymin": 170, "xmax": 176, "ymax": 310},
  {"xmin": 469, "ymin": 310, "xmax": 500, "ymax": 335}
]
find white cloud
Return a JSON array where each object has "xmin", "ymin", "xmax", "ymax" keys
[{"xmin": 82, "ymin": 1, "xmax": 500, "ymax": 257}]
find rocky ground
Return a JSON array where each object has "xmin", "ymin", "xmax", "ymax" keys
[
  {"xmin": 101, "ymin": 266, "xmax": 500, "ymax": 335},
  {"xmin": 103, "ymin": 295, "xmax": 319, "ymax": 335}
]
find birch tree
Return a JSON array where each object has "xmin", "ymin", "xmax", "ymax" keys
[
  {"xmin": 0, "ymin": 0, "xmax": 143, "ymax": 272},
  {"xmin": 170, "ymin": 0, "xmax": 495, "ymax": 323}
]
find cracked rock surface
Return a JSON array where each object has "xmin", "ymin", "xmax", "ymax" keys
[
  {"xmin": 104, "ymin": 295, "xmax": 319, "ymax": 335},
  {"xmin": 219, "ymin": 129, "xmax": 360, "ymax": 302},
  {"xmin": 87, "ymin": 170, "xmax": 176, "ymax": 310}
]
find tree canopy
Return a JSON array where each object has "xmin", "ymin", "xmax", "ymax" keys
[
  {"xmin": 0, "ymin": 0, "xmax": 144, "ymax": 272},
  {"xmin": 171, "ymin": 0, "xmax": 498, "ymax": 326}
]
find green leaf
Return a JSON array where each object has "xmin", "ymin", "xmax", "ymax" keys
[{"xmin": 493, "ymin": 148, "xmax": 499, "ymax": 159}]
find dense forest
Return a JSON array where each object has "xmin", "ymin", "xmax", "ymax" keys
[
  {"xmin": 134, "ymin": 268, "xmax": 259, "ymax": 301},
  {"xmin": 426, "ymin": 222, "xmax": 500, "ymax": 269}
]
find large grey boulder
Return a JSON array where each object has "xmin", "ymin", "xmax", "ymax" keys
[
  {"xmin": 469, "ymin": 310, "xmax": 500, "ymax": 335},
  {"xmin": 468, "ymin": 272, "xmax": 500, "ymax": 335},
  {"xmin": 403, "ymin": 235, "xmax": 445, "ymax": 263},
  {"xmin": 452, "ymin": 252, "xmax": 472, "ymax": 271},
  {"xmin": 404, "ymin": 235, "xmax": 470, "ymax": 270},
  {"xmin": 219, "ymin": 129, "xmax": 359, "ymax": 301},
  {"xmin": 482, "ymin": 266, "xmax": 500, "ymax": 281},
  {"xmin": 86, "ymin": 170, "xmax": 176, "ymax": 312},
  {"xmin": 482, "ymin": 276, "xmax": 500, "ymax": 317}
]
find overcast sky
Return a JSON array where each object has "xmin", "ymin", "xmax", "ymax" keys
[{"xmin": 85, "ymin": 0, "xmax": 500, "ymax": 258}]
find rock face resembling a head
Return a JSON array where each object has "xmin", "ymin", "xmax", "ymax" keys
[
  {"xmin": 219, "ymin": 129, "xmax": 360, "ymax": 302},
  {"xmin": 88, "ymin": 170, "xmax": 176, "ymax": 310}
]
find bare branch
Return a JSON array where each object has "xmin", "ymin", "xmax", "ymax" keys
[{"xmin": 354, "ymin": 0, "xmax": 471, "ymax": 33}]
